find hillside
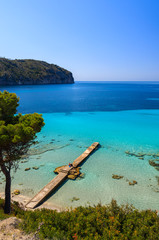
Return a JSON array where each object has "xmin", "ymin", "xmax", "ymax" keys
[{"xmin": 0, "ymin": 58, "xmax": 74, "ymax": 85}]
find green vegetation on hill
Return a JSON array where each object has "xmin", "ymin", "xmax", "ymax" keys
[
  {"xmin": 0, "ymin": 58, "xmax": 74, "ymax": 85},
  {"xmin": 0, "ymin": 198, "xmax": 159, "ymax": 239}
]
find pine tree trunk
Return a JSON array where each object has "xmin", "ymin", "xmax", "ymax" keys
[
  {"xmin": 4, "ymin": 171, "xmax": 11, "ymax": 214},
  {"xmin": 0, "ymin": 151, "xmax": 11, "ymax": 214}
]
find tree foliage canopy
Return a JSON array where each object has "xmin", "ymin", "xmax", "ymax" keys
[
  {"xmin": 0, "ymin": 91, "xmax": 44, "ymax": 213},
  {"xmin": 0, "ymin": 91, "xmax": 19, "ymax": 124},
  {"xmin": 0, "ymin": 91, "xmax": 44, "ymax": 164}
]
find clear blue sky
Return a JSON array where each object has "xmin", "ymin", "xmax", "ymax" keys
[{"xmin": 0, "ymin": 0, "xmax": 159, "ymax": 81}]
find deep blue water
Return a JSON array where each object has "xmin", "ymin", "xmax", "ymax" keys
[{"xmin": 1, "ymin": 81, "xmax": 159, "ymax": 113}]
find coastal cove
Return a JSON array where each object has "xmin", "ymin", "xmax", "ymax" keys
[{"xmin": 0, "ymin": 82, "xmax": 159, "ymax": 211}]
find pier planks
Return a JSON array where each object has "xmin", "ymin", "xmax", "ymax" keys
[{"xmin": 25, "ymin": 142, "xmax": 99, "ymax": 209}]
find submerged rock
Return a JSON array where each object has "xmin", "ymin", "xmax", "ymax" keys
[
  {"xmin": 40, "ymin": 164, "xmax": 45, "ymax": 167},
  {"xmin": 71, "ymin": 197, "xmax": 80, "ymax": 202},
  {"xmin": 13, "ymin": 189, "xmax": 20, "ymax": 195},
  {"xmin": 125, "ymin": 150, "xmax": 159, "ymax": 159},
  {"xmin": 79, "ymin": 173, "xmax": 85, "ymax": 178},
  {"xmin": 25, "ymin": 168, "xmax": 31, "ymax": 171},
  {"xmin": 156, "ymin": 176, "xmax": 159, "ymax": 185},
  {"xmin": 32, "ymin": 166, "xmax": 39, "ymax": 170},
  {"xmin": 125, "ymin": 151, "xmax": 130, "ymax": 154},
  {"xmin": 125, "ymin": 151, "xmax": 146, "ymax": 157},
  {"xmin": 21, "ymin": 160, "xmax": 28, "ymax": 163},
  {"xmin": 28, "ymin": 143, "xmax": 70, "ymax": 156},
  {"xmin": 129, "ymin": 180, "xmax": 137, "ymax": 186},
  {"xmin": 112, "ymin": 174, "xmax": 123, "ymax": 180},
  {"xmin": 149, "ymin": 160, "xmax": 159, "ymax": 167}
]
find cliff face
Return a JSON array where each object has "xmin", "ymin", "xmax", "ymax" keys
[{"xmin": 0, "ymin": 58, "xmax": 74, "ymax": 85}]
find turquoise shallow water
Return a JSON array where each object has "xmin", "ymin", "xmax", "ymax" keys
[
  {"xmin": 1, "ymin": 110, "xmax": 159, "ymax": 210},
  {"xmin": 1, "ymin": 82, "xmax": 159, "ymax": 210}
]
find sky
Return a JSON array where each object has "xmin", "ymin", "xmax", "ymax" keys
[{"xmin": 0, "ymin": 0, "xmax": 159, "ymax": 81}]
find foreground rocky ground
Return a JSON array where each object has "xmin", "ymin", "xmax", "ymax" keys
[{"xmin": 0, "ymin": 217, "xmax": 38, "ymax": 240}]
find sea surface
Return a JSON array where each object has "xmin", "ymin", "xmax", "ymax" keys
[{"xmin": 0, "ymin": 81, "xmax": 159, "ymax": 210}]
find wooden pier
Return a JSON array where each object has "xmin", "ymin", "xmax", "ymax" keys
[{"xmin": 25, "ymin": 142, "xmax": 99, "ymax": 209}]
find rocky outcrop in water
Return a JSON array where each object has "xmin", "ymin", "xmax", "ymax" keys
[
  {"xmin": 0, "ymin": 58, "xmax": 74, "ymax": 85},
  {"xmin": 54, "ymin": 165, "xmax": 83, "ymax": 180}
]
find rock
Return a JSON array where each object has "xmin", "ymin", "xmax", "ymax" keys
[
  {"xmin": 129, "ymin": 180, "xmax": 137, "ymax": 186},
  {"xmin": 54, "ymin": 165, "xmax": 67, "ymax": 174},
  {"xmin": 139, "ymin": 157, "xmax": 144, "ymax": 160},
  {"xmin": 79, "ymin": 173, "xmax": 85, "ymax": 178},
  {"xmin": 129, "ymin": 182, "xmax": 134, "ymax": 185},
  {"xmin": 27, "ymin": 143, "xmax": 69, "ymax": 156},
  {"xmin": 74, "ymin": 172, "xmax": 79, "ymax": 176},
  {"xmin": 149, "ymin": 160, "xmax": 159, "ymax": 167},
  {"xmin": 0, "ymin": 217, "xmax": 21, "ymax": 231},
  {"xmin": 13, "ymin": 189, "xmax": 20, "ymax": 195},
  {"xmin": 21, "ymin": 160, "xmax": 28, "ymax": 163},
  {"xmin": 112, "ymin": 174, "xmax": 123, "ymax": 180},
  {"xmin": 125, "ymin": 151, "xmax": 159, "ymax": 159},
  {"xmin": 156, "ymin": 176, "xmax": 159, "ymax": 185},
  {"xmin": 125, "ymin": 151, "xmax": 146, "ymax": 158},
  {"xmin": 32, "ymin": 166, "xmax": 39, "ymax": 170},
  {"xmin": 68, "ymin": 175, "xmax": 76, "ymax": 180},
  {"xmin": 154, "ymin": 189, "xmax": 159, "ymax": 193},
  {"xmin": 133, "ymin": 180, "xmax": 137, "ymax": 184},
  {"xmin": 54, "ymin": 165, "xmax": 82, "ymax": 180},
  {"xmin": 125, "ymin": 151, "xmax": 130, "ymax": 154},
  {"xmin": 71, "ymin": 197, "xmax": 80, "ymax": 202},
  {"xmin": 137, "ymin": 153, "xmax": 145, "ymax": 157},
  {"xmin": 24, "ymin": 168, "xmax": 31, "ymax": 171},
  {"xmin": 0, "ymin": 217, "xmax": 35, "ymax": 240}
]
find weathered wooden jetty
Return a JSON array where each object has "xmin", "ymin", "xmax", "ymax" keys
[{"xmin": 26, "ymin": 142, "xmax": 99, "ymax": 209}]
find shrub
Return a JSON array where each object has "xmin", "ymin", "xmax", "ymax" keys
[{"xmin": 0, "ymin": 198, "xmax": 159, "ymax": 239}]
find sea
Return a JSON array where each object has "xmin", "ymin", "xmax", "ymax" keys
[{"xmin": 0, "ymin": 81, "xmax": 159, "ymax": 210}]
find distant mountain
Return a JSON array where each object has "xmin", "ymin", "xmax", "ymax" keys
[{"xmin": 0, "ymin": 58, "xmax": 74, "ymax": 85}]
